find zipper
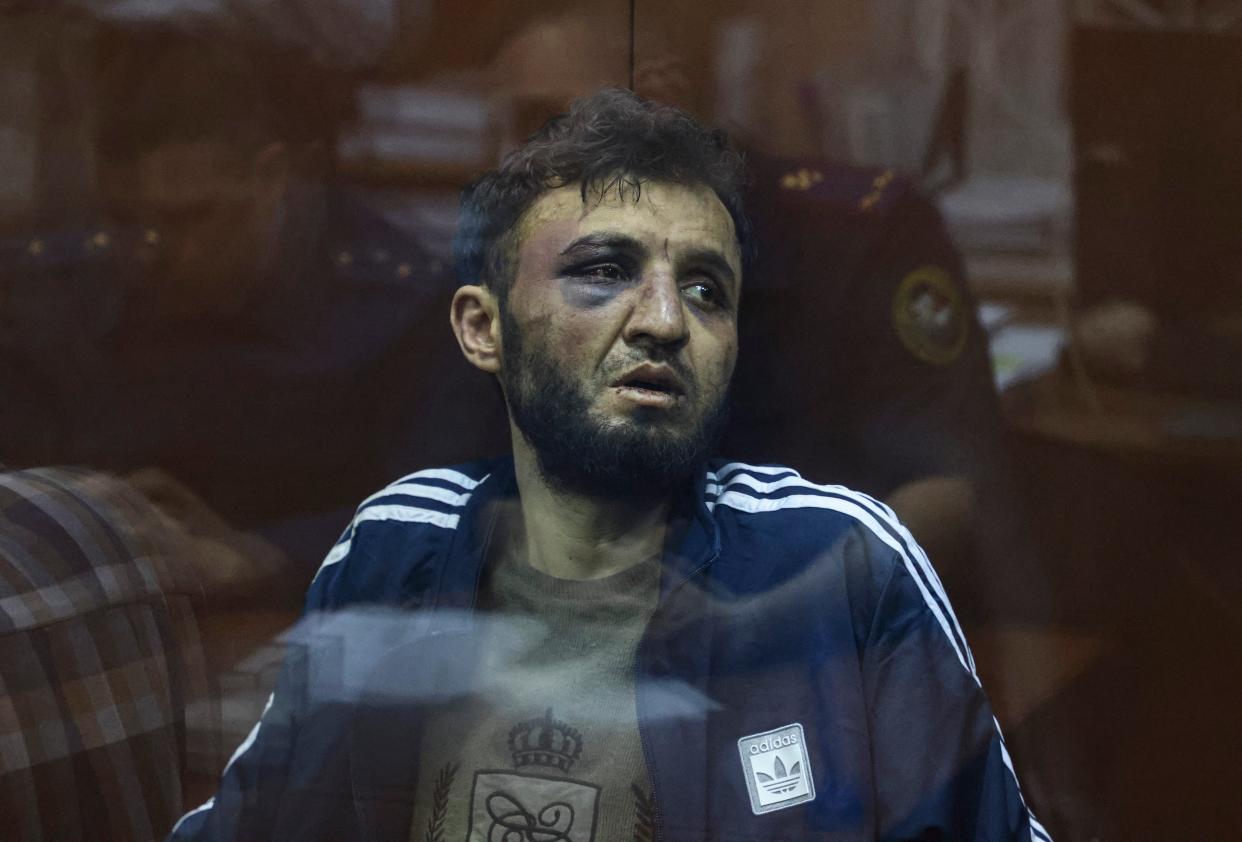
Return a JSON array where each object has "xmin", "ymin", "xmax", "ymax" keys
[
  {"xmin": 634, "ymin": 551, "xmax": 717, "ymax": 842},
  {"xmin": 634, "ymin": 617, "xmax": 667, "ymax": 842}
]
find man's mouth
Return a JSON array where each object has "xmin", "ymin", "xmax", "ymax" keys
[{"xmin": 610, "ymin": 365, "xmax": 686, "ymax": 408}]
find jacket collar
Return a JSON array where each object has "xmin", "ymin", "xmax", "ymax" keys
[{"xmin": 429, "ymin": 456, "xmax": 722, "ymax": 622}]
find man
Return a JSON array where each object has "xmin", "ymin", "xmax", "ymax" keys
[
  {"xmin": 482, "ymin": 35, "xmax": 1067, "ymax": 828},
  {"xmin": 172, "ymin": 90, "xmax": 1047, "ymax": 841},
  {"xmin": 0, "ymin": 29, "xmax": 456, "ymax": 569},
  {"xmin": 483, "ymin": 8, "xmax": 1029, "ymax": 605}
]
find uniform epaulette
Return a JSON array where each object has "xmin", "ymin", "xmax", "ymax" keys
[
  {"xmin": 0, "ymin": 224, "xmax": 160, "ymax": 272},
  {"xmin": 326, "ymin": 240, "xmax": 451, "ymax": 288},
  {"xmin": 325, "ymin": 197, "xmax": 452, "ymax": 289},
  {"xmin": 769, "ymin": 161, "xmax": 912, "ymax": 216}
]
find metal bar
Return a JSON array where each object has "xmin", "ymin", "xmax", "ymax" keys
[
  {"xmin": 996, "ymin": 1, "xmax": 1042, "ymax": 42},
  {"xmin": 1207, "ymin": 1, "xmax": 1242, "ymax": 30},
  {"xmin": 1074, "ymin": 0, "xmax": 1128, "ymax": 26},
  {"xmin": 1106, "ymin": 0, "xmax": 1169, "ymax": 25},
  {"xmin": 628, "ymin": 0, "xmax": 635, "ymax": 91},
  {"xmin": 1172, "ymin": 0, "xmax": 1200, "ymax": 25}
]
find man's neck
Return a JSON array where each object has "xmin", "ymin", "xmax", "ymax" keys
[{"xmin": 508, "ymin": 436, "xmax": 672, "ymax": 581}]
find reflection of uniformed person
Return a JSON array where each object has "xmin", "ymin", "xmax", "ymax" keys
[
  {"xmin": 723, "ymin": 152, "xmax": 1058, "ymax": 651},
  {"xmin": 718, "ymin": 153, "xmax": 1072, "ymax": 830},
  {"xmin": 725, "ymin": 152, "xmax": 1013, "ymax": 581},
  {"xmin": 0, "ymin": 31, "xmax": 460, "ymax": 568},
  {"xmin": 0, "ymin": 209, "xmax": 451, "ymax": 557}
]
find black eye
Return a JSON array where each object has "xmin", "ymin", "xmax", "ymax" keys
[
  {"xmin": 584, "ymin": 263, "xmax": 626, "ymax": 281},
  {"xmin": 566, "ymin": 261, "xmax": 630, "ymax": 283}
]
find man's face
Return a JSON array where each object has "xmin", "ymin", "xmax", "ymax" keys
[
  {"xmin": 497, "ymin": 180, "xmax": 742, "ymax": 498},
  {"xmin": 100, "ymin": 140, "xmax": 286, "ymax": 318}
]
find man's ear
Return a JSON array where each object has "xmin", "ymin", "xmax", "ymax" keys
[{"xmin": 451, "ymin": 284, "xmax": 503, "ymax": 374}]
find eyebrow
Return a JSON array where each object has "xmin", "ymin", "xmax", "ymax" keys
[
  {"xmin": 559, "ymin": 231, "xmax": 739, "ymax": 286},
  {"xmin": 558, "ymin": 232, "xmax": 645, "ymax": 259},
  {"xmin": 681, "ymin": 247, "xmax": 739, "ymax": 287}
]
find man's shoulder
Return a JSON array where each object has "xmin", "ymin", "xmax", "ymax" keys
[
  {"xmin": 344, "ymin": 459, "xmax": 500, "ymax": 541},
  {"xmin": 323, "ymin": 190, "xmax": 454, "ymax": 292},
  {"xmin": 364, "ymin": 460, "xmax": 499, "ymax": 501},
  {"xmin": 705, "ymin": 460, "xmax": 958, "ymax": 648},
  {"xmin": 0, "ymin": 222, "xmax": 152, "ymax": 272},
  {"xmin": 707, "ymin": 459, "xmax": 886, "ymax": 518},
  {"xmin": 706, "ymin": 459, "xmax": 912, "ymax": 560},
  {"xmin": 0, "ymin": 223, "xmax": 143, "ymax": 341},
  {"xmin": 307, "ymin": 459, "xmax": 505, "ymax": 607}
]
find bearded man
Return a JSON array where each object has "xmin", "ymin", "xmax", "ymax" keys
[{"xmin": 170, "ymin": 89, "xmax": 1048, "ymax": 842}]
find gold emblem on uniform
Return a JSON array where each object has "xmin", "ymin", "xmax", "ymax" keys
[
  {"xmin": 779, "ymin": 169, "xmax": 823, "ymax": 191},
  {"xmin": 858, "ymin": 169, "xmax": 895, "ymax": 212},
  {"xmin": 892, "ymin": 266, "xmax": 968, "ymax": 365}
]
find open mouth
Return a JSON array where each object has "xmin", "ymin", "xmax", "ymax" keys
[
  {"xmin": 621, "ymin": 378, "xmax": 679, "ymax": 395},
  {"xmin": 614, "ymin": 365, "xmax": 684, "ymax": 394},
  {"xmin": 611, "ymin": 365, "xmax": 686, "ymax": 406}
]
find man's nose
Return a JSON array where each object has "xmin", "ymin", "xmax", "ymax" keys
[{"xmin": 624, "ymin": 270, "xmax": 689, "ymax": 349}]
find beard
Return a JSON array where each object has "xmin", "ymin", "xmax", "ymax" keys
[{"xmin": 498, "ymin": 308, "xmax": 729, "ymax": 501}]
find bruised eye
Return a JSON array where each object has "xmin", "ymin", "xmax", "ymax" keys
[
  {"xmin": 567, "ymin": 262, "xmax": 629, "ymax": 282},
  {"xmin": 584, "ymin": 263, "xmax": 627, "ymax": 281}
]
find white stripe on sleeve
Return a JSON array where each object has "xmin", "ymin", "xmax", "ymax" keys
[
  {"xmin": 387, "ymin": 467, "xmax": 486, "ymax": 491},
  {"xmin": 358, "ymin": 482, "xmax": 472, "ymax": 509}
]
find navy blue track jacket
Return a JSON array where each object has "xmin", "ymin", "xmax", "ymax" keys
[{"xmin": 171, "ymin": 457, "xmax": 1050, "ymax": 841}]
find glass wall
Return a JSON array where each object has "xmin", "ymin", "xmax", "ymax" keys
[{"xmin": 1, "ymin": 2, "xmax": 1239, "ymax": 839}]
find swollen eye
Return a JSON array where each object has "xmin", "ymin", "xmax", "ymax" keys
[{"xmin": 585, "ymin": 264, "xmax": 625, "ymax": 280}]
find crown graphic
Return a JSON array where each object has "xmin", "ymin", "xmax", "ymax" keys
[{"xmin": 508, "ymin": 709, "xmax": 583, "ymax": 773}]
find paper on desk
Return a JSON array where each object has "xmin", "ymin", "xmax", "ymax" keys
[
  {"xmin": 989, "ymin": 323, "xmax": 1066, "ymax": 391},
  {"xmin": 64, "ymin": 0, "xmax": 398, "ymax": 68},
  {"xmin": 939, "ymin": 176, "xmax": 1071, "ymax": 254},
  {"xmin": 1162, "ymin": 405, "xmax": 1242, "ymax": 441},
  {"xmin": 978, "ymin": 302, "xmax": 1017, "ymax": 334}
]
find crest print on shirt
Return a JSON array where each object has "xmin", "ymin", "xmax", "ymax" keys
[{"xmin": 465, "ymin": 709, "xmax": 600, "ymax": 842}]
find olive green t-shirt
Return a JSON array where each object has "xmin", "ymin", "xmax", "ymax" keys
[{"xmin": 408, "ymin": 550, "xmax": 660, "ymax": 842}]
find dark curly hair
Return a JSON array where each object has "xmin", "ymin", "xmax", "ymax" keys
[{"xmin": 453, "ymin": 88, "xmax": 752, "ymax": 302}]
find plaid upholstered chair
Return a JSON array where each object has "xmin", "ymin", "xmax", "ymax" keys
[{"xmin": 0, "ymin": 467, "xmax": 216, "ymax": 842}]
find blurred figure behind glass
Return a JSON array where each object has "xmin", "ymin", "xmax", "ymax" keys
[{"xmin": 1, "ymin": 27, "xmax": 460, "ymax": 571}]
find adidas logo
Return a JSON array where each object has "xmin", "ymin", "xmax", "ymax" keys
[
  {"xmin": 736, "ymin": 723, "xmax": 816, "ymax": 815},
  {"xmin": 747, "ymin": 732, "xmax": 799, "ymax": 754},
  {"xmin": 755, "ymin": 754, "xmax": 803, "ymax": 797}
]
